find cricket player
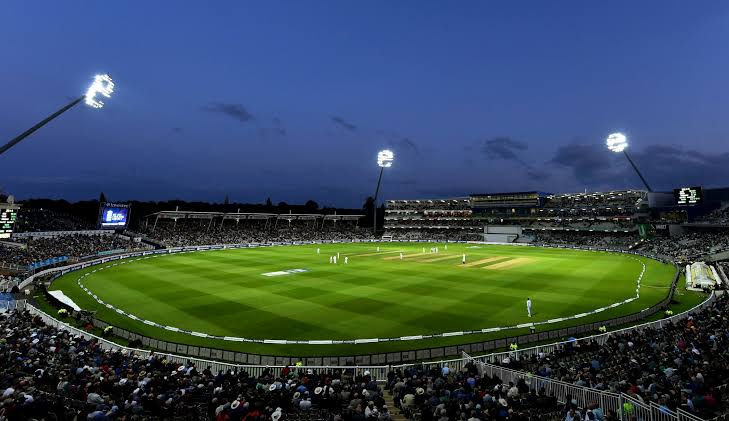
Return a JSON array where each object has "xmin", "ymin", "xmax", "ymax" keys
[
  {"xmin": 329, "ymin": 256, "xmax": 333, "ymax": 264},
  {"xmin": 333, "ymin": 256, "xmax": 337, "ymax": 264},
  {"xmin": 462, "ymin": 254, "xmax": 466, "ymax": 264},
  {"xmin": 344, "ymin": 256, "xmax": 349, "ymax": 264},
  {"xmin": 317, "ymin": 248, "xmax": 320, "ymax": 254},
  {"xmin": 526, "ymin": 298, "xmax": 532, "ymax": 317},
  {"xmin": 445, "ymin": 244, "xmax": 448, "ymax": 251},
  {"xmin": 377, "ymin": 246, "xmax": 380, "ymax": 252},
  {"xmin": 399, "ymin": 252, "xmax": 403, "ymax": 260}
]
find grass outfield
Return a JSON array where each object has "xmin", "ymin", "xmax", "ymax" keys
[{"xmin": 50, "ymin": 242, "xmax": 677, "ymax": 356}]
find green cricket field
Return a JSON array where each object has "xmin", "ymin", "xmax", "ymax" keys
[{"xmin": 49, "ymin": 242, "xmax": 676, "ymax": 356}]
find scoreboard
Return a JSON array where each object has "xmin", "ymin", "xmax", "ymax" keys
[
  {"xmin": 673, "ymin": 187, "xmax": 704, "ymax": 206},
  {"xmin": 0, "ymin": 208, "xmax": 18, "ymax": 239}
]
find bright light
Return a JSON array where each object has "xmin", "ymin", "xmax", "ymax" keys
[
  {"xmin": 84, "ymin": 74, "xmax": 115, "ymax": 108},
  {"xmin": 606, "ymin": 132, "xmax": 627, "ymax": 153},
  {"xmin": 377, "ymin": 149, "xmax": 394, "ymax": 168}
]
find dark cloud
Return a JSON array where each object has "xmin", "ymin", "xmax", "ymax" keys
[
  {"xmin": 632, "ymin": 145, "xmax": 729, "ymax": 190},
  {"xmin": 550, "ymin": 142, "xmax": 729, "ymax": 190},
  {"xmin": 331, "ymin": 116, "xmax": 356, "ymax": 131},
  {"xmin": 202, "ymin": 102, "xmax": 253, "ymax": 122},
  {"xmin": 549, "ymin": 143, "xmax": 623, "ymax": 185},
  {"xmin": 482, "ymin": 137, "xmax": 528, "ymax": 162},
  {"xmin": 388, "ymin": 137, "xmax": 419, "ymax": 155},
  {"xmin": 477, "ymin": 137, "xmax": 549, "ymax": 180}
]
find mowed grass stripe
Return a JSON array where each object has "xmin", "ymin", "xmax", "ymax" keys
[{"xmin": 56, "ymin": 243, "xmax": 670, "ymax": 344}]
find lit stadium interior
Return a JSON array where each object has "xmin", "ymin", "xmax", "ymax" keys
[{"xmin": 2, "ymin": 3, "xmax": 729, "ymax": 420}]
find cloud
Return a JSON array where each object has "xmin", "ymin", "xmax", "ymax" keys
[
  {"xmin": 388, "ymin": 137, "xmax": 419, "ymax": 155},
  {"xmin": 549, "ymin": 143, "xmax": 623, "ymax": 185},
  {"xmin": 481, "ymin": 137, "xmax": 529, "ymax": 162},
  {"xmin": 550, "ymin": 142, "xmax": 729, "ymax": 190},
  {"xmin": 202, "ymin": 102, "xmax": 253, "ymax": 122},
  {"xmin": 331, "ymin": 116, "xmax": 356, "ymax": 131},
  {"xmin": 478, "ymin": 137, "xmax": 549, "ymax": 180},
  {"xmin": 632, "ymin": 145, "xmax": 729, "ymax": 189}
]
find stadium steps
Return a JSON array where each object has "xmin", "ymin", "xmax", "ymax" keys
[{"xmin": 382, "ymin": 392, "xmax": 409, "ymax": 421}]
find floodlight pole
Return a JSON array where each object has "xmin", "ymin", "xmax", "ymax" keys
[
  {"xmin": 623, "ymin": 150, "xmax": 653, "ymax": 192},
  {"xmin": 372, "ymin": 166, "xmax": 385, "ymax": 235},
  {"xmin": 0, "ymin": 95, "xmax": 85, "ymax": 156}
]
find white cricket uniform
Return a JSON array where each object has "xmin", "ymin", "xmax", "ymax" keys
[
  {"xmin": 344, "ymin": 257, "xmax": 348, "ymax": 264},
  {"xmin": 329, "ymin": 256, "xmax": 333, "ymax": 264},
  {"xmin": 527, "ymin": 299, "xmax": 532, "ymax": 317},
  {"xmin": 333, "ymin": 256, "xmax": 337, "ymax": 264},
  {"xmin": 399, "ymin": 252, "xmax": 403, "ymax": 260},
  {"xmin": 317, "ymin": 248, "xmax": 320, "ymax": 254},
  {"xmin": 462, "ymin": 254, "xmax": 466, "ymax": 264}
]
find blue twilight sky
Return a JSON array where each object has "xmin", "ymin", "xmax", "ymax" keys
[{"xmin": 1, "ymin": 1, "xmax": 728, "ymax": 207}]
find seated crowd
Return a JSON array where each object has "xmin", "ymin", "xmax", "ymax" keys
[
  {"xmin": 640, "ymin": 231, "xmax": 729, "ymax": 262},
  {"xmin": 13, "ymin": 209, "xmax": 95, "ymax": 233},
  {"xmin": 385, "ymin": 363, "xmax": 568, "ymax": 421},
  {"xmin": 0, "ymin": 234, "xmax": 146, "ymax": 268},
  {"xmin": 530, "ymin": 232, "xmax": 637, "ymax": 250},
  {"xmin": 498, "ymin": 293, "xmax": 729, "ymax": 419},
  {"xmin": 141, "ymin": 220, "xmax": 376, "ymax": 248},
  {"xmin": 0, "ymin": 307, "xmax": 572, "ymax": 420}
]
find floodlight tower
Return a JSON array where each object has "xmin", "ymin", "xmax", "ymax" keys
[
  {"xmin": 0, "ymin": 74, "xmax": 115, "ymax": 156},
  {"xmin": 606, "ymin": 132, "xmax": 652, "ymax": 192},
  {"xmin": 372, "ymin": 149, "xmax": 394, "ymax": 235}
]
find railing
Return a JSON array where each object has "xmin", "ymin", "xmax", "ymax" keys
[
  {"xmin": 22, "ymin": 303, "xmax": 390, "ymax": 381},
  {"xmin": 464, "ymin": 290, "xmax": 716, "ymax": 365},
  {"xmin": 462, "ymin": 351, "xmax": 708, "ymax": 421}
]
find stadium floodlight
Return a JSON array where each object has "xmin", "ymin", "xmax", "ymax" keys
[
  {"xmin": 605, "ymin": 132, "xmax": 653, "ymax": 192},
  {"xmin": 372, "ymin": 149, "xmax": 395, "ymax": 235},
  {"xmin": 377, "ymin": 149, "xmax": 394, "ymax": 168},
  {"xmin": 606, "ymin": 132, "xmax": 627, "ymax": 153},
  {"xmin": 0, "ymin": 73, "xmax": 115, "ymax": 157},
  {"xmin": 84, "ymin": 74, "xmax": 115, "ymax": 108}
]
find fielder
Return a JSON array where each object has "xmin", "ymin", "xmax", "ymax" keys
[
  {"xmin": 317, "ymin": 248, "xmax": 320, "ymax": 254},
  {"xmin": 526, "ymin": 298, "xmax": 532, "ymax": 318},
  {"xmin": 462, "ymin": 254, "xmax": 466, "ymax": 264},
  {"xmin": 329, "ymin": 256, "xmax": 333, "ymax": 264},
  {"xmin": 399, "ymin": 252, "xmax": 403, "ymax": 260},
  {"xmin": 344, "ymin": 256, "xmax": 349, "ymax": 264}
]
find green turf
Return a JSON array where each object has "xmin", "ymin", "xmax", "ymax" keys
[{"xmin": 50, "ymin": 242, "xmax": 678, "ymax": 356}]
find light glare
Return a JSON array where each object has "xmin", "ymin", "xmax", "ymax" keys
[
  {"xmin": 606, "ymin": 132, "xmax": 627, "ymax": 153},
  {"xmin": 85, "ymin": 74, "xmax": 115, "ymax": 108},
  {"xmin": 377, "ymin": 149, "xmax": 394, "ymax": 168}
]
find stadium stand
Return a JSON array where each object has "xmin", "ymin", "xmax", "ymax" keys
[
  {"xmin": 3, "ymin": 195, "xmax": 729, "ymax": 420},
  {"xmin": 140, "ymin": 212, "xmax": 375, "ymax": 247},
  {"xmin": 0, "ymin": 307, "xmax": 567, "ymax": 420},
  {"xmin": 0, "ymin": 234, "xmax": 147, "ymax": 268},
  {"xmin": 495, "ymin": 293, "xmax": 729, "ymax": 419}
]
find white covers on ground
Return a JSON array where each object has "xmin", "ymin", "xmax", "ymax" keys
[
  {"xmin": 48, "ymin": 290, "xmax": 82, "ymax": 311},
  {"xmin": 686, "ymin": 262, "xmax": 718, "ymax": 290}
]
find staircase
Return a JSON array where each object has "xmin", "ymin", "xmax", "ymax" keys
[{"xmin": 382, "ymin": 391, "xmax": 410, "ymax": 421}]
